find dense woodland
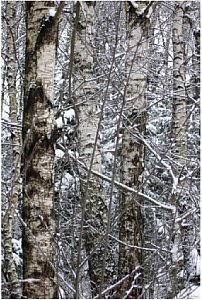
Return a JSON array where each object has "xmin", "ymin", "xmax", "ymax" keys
[{"xmin": 1, "ymin": 1, "xmax": 200, "ymax": 299}]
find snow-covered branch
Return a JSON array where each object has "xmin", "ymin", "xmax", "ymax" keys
[
  {"xmin": 133, "ymin": 132, "xmax": 179, "ymax": 195},
  {"xmin": 109, "ymin": 234, "xmax": 170, "ymax": 253},
  {"xmin": 69, "ymin": 152, "xmax": 175, "ymax": 212},
  {"xmin": 94, "ymin": 267, "xmax": 141, "ymax": 299}
]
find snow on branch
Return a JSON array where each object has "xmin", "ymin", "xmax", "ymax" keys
[
  {"xmin": 134, "ymin": 132, "xmax": 179, "ymax": 195},
  {"xmin": 1, "ymin": 119, "xmax": 22, "ymax": 129},
  {"xmin": 109, "ymin": 234, "xmax": 170, "ymax": 253},
  {"xmin": 124, "ymin": 273, "xmax": 141, "ymax": 299},
  {"xmin": 130, "ymin": 1, "xmax": 139, "ymax": 9},
  {"xmin": 129, "ymin": 1, "xmax": 154, "ymax": 18},
  {"xmin": 2, "ymin": 279, "xmax": 41, "ymax": 286},
  {"xmin": 69, "ymin": 152, "xmax": 175, "ymax": 212},
  {"xmin": 94, "ymin": 266, "xmax": 141, "ymax": 299},
  {"xmin": 79, "ymin": 1, "xmax": 87, "ymax": 18},
  {"xmin": 48, "ymin": 8, "xmax": 56, "ymax": 17}
]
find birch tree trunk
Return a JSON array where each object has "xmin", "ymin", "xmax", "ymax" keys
[
  {"xmin": 170, "ymin": 2, "xmax": 200, "ymax": 293},
  {"xmin": 171, "ymin": 3, "xmax": 187, "ymax": 166},
  {"xmin": 192, "ymin": 11, "xmax": 200, "ymax": 104},
  {"xmin": 169, "ymin": 3, "xmax": 187, "ymax": 297},
  {"xmin": 22, "ymin": 2, "xmax": 63, "ymax": 298},
  {"xmin": 3, "ymin": 2, "xmax": 21, "ymax": 298},
  {"xmin": 73, "ymin": 2, "xmax": 108, "ymax": 297},
  {"xmin": 118, "ymin": 2, "xmax": 150, "ymax": 298},
  {"xmin": 1, "ymin": 1, "xmax": 7, "ymax": 119}
]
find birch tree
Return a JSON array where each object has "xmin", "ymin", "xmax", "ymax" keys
[
  {"xmin": 22, "ymin": 2, "xmax": 64, "ymax": 298},
  {"xmin": 169, "ymin": 3, "xmax": 188, "ymax": 296},
  {"xmin": 72, "ymin": 2, "xmax": 109, "ymax": 297},
  {"xmin": 171, "ymin": 3, "xmax": 187, "ymax": 165},
  {"xmin": 2, "ymin": 2, "xmax": 21, "ymax": 298},
  {"xmin": 172, "ymin": 1, "xmax": 200, "ymax": 293},
  {"xmin": 118, "ymin": 1, "xmax": 152, "ymax": 298},
  {"xmin": 1, "ymin": 1, "xmax": 200, "ymax": 299}
]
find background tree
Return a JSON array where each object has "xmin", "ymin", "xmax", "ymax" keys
[
  {"xmin": 143, "ymin": 1, "xmax": 200, "ymax": 298},
  {"xmin": 2, "ymin": 2, "xmax": 21, "ymax": 298},
  {"xmin": 171, "ymin": 1, "xmax": 200, "ymax": 294},
  {"xmin": 117, "ymin": 2, "xmax": 152, "ymax": 298}
]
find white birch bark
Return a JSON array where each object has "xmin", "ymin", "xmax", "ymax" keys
[
  {"xmin": 171, "ymin": 3, "xmax": 187, "ymax": 166},
  {"xmin": 171, "ymin": 2, "xmax": 200, "ymax": 291},
  {"xmin": 22, "ymin": 2, "xmax": 64, "ymax": 298},
  {"xmin": 169, "ymin": 3, "xmax": 187, "ymax": 297},
  {"xmin": 3, "ymin": 2, "xmax": 21, "ymax": 298},
  {"xmin": 118, "ymin": 2, "xmax": 150, "ymax": 298},
  {"xmin": 73, "ymin": 2, "xmax": 108, "ymax": 297}
]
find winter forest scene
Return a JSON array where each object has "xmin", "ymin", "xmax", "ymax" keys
[{"xmin": 1, "ymin": 0, "xmax": 200, "ymax": 299}]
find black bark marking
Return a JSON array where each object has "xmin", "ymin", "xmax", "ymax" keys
[{"xmin": 36, "ymin": 15, "xmax": 57, "ymax": 50}]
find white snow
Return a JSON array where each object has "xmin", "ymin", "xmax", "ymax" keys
[
  {"xmin": 115, "ymin": 52, "xmax": 125, "ymax": 58},
  {"xmin": 59, "ymin": 286, "xmax": 66, "ymax": 299},
  {"xmin": 137, "ymin": 8, "xmax": 146, "ymax": 16},
  {"xmin": 19, "ymin": 278, "xmax": 41, "ymax": 283},
  {"xmin": 79, "ymin": 1, "xmax": 87, "ymax": 18},
  {"xmin": 57, "ymin": 135, "xmax": 68, "ymax": 144},
  {"xmin": 105, "ymin": 43, "xmax": 110, "ymax": 52},
  {"xmin": 12, "ymin": 238, "xmax": 22, "ymax": 266},
  {"xmin": 55, "ymin": 171, "xmax": 76, "ymax": 193},
  {"xmin": 147, "ymin": 123, "xmax": 157, "ymax": 134},
  {"xmin": 156, "ymin": 218, "xmax": 164, "ymax": 235},
  {"xmin": 64, "ymin": 109, "xmax": 75, "ymax": 121},
  {"xmin": 12, "ymin": 238, "xmax": 21, "ymax": 252},
  {"xmin": 49, "ymin": 8, "xmax": 56, "ymax": 17},
  {"xmin": 55, "ymin": 149, "xmax": 65, "ymax": 160},
  {"xmin": 56, "ymin": 116, "xmax": 63, "ymax": 128},
  {"xmin": 146, "ymin": 5, "xmax": 153, "ymax": 19},
  {"xmin": 68, "ymin": 149, "xmax": 79, "ymax": 158},
  {"xmin": 28, "ymin": 81, "xmax": 37, "ymax": 91},
  {"xmin": 190, "ymin": 247, "xmax": 200, "ymax": 276},
  {"xmin": 176, "ymin": 285, "xmax": 201, "ymax": 299},
  {"xmin": 130, "ymin": 1, "xmax": 138, "ymax": 8},
  {"xmin": 172, "ymin": 176, "xmax": 178, "ymax": 194},
  {"xmin": 13, "ymin": 252, "xmax": 22, "ymax": 266},
  {"xmin": 171, "ymin": 244, "xmax": 179, "ymax": 261},
  {"xmin": 58, "ymin": 78, "xmax": 65, "ymax": 88},
  {"xmin": 61, "ymin": 172, "xmax": 74, "ymax": 190},
  {"xmin": 56, "ymin": 109, "xmax": 75, "ymax": 128}
]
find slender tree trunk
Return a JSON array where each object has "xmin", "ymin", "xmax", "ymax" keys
[
  {"xmin": 1, "ymin": 57, "xmax": 6, "ymax": 118},
  {"xmin": 193, "ymin": 20, "xmax": 200, "ymax": 102},
  {"xmin": 169, "ymin": 3, "xmax": 187, "ymax": 297},
  {"xmin": 118, "ymin": 2, "xmax": 150, "ymax": 298},
  {"xmin": 22, "ymin": 2, "xmax": 63, "ymax": 298},
  {"xmin": 171, "ymin": 2, "xmax": 200, "ymax": 292},
  {"xmin": 171, "ymin": 3, "xmax": 187, "ymax": 166},
  {"xmin": 3, "ymin": 2, "xmax": 21, "ymax": 298},
  {"xmin": 73, "ymin": 2, "xmax": 108, "ymax": 297}
]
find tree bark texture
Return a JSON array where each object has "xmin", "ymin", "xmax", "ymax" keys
[
  {"xmin": 22, "ymin": 2, "xmax": 61, "ymax": 298},
  {"xmin": 171, "ymin": 3, "xmax": 187, "ymax": 167},
  {"xmin": 169, "ymin": 4, "xmax": 188, "ymax": 297},
  {"xmin": 3, "ymin": 2, "xmax": 21, "ymax": 298},
  {"xmin": 118, "ymin": 1, "xmax": 150, "ymax": 298},
  {"xmin": 73, "ymin": 2, "xmax": 108, "ymax": 297}
]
